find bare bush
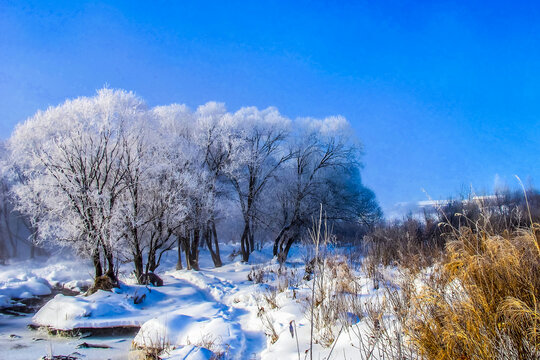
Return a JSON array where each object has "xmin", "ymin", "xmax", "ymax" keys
[
  {"xmin": 260, "ymin": 312, "xmax": 279, "ymax": 345},
  {"xmin": 192, "ymin": 333, "xmax": 228, "ymax": 360},
  {"xmin": 302, "ymin": 209, "xmax": 365, "ymax": 352},
  {"xmin": 262, "ymin": 287, "xmax": 280, "ymax": 310},
  {"xmin": 247, "ymin": 265, "xmax": 266, "ymax": 283},
  {"xmin": 364, "ymin": 189, "xmax": 540, "ymax": 274},
  {"xmin": 131, "ymin": 332, "xmax": 171, "ymax": 360}
]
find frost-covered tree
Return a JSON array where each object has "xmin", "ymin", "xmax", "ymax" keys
[
  {"xmin": 8, "ymin": 88, "xmax": 147, "ymax": 283},
  {"xmin": 2, "ymin": 162, "xmax": 42, "ymax": 260},
  {"xmin": 0, "ymin": 144, "xmax": 10, "ymax": 262},
  {"xmin": 223, "ymin": 107, "xmax": 291, "ymax": 262},
  {"xmin": 152, "ymin": 104, "xmax": 215, "ymax": 271},
  {"xmin": 7, "ymin": 87, "xmax": 381, "ymax": 274},
  {"xmin": 155, "ymin": 102, "xmax": 268, "ymax": 268},
  {"xmin": 113, "ymin": 110, "xmax": 191, "ymax": 283},
  {"xmin": 193, "ymin": 102, "xmax": 245, "ymax": 267},
  {"xmin": 318, "ymin": 166, "xmax": 382, "ymax": 227},
  {"xmin": 0, "ymin": 141, "xmax": 50, "ymax": 260},
  {"xmin": 273, "ymin": 116, "xmax": 381, "ymax": 262}
]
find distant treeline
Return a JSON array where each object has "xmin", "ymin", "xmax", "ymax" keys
[{"xmin": 365, "ymin": 188, "xmax": 540, "ymax": 267}]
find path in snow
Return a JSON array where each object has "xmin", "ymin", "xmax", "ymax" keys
[{"xmin": 0, "ymin": 248, "xmax": 271, "ymax": 360}]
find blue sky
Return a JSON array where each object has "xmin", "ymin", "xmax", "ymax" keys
[{"xmin": 1, "ymin": 0, "xmax": 539, "ymax": 215}]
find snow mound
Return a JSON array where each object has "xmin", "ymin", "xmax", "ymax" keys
[
  {"xmin": 133, "ymin": 306, "xmax": 246, "ymax": 358},
  {"xmin": 32, "ymin": 285, "xmax": 154, "ymax": 330},
  {"xmin": 0, "ymin": 277, "xmax": 51, "ymax": 307},
  {"xmin": 168, "ymin": 270, "xmax": 236, "ymax": 301},
  {"xmin": 31, "ymin": 270, "xmax": 248, "ymax": 360},
  {"xmin": 64, "ymin": 279, "xmax": 93, "ymax": 292}
]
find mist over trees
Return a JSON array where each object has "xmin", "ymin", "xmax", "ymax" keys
[
  {"xmin": 2, "ymin": 88, "xmax": 381, "ymax": 283},
  {"xmin": 0, "ymin": 141, "xmax": 42, "ymax": 263}
]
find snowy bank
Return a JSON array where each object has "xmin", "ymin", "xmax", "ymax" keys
[{"xmin": 0, "ymin": 255, "xmax": 93, "ymax": 309}]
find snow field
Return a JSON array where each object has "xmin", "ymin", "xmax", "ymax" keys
[{"xmin": 2, "ymin": 244, "xmax": 408, "ymax": 359}]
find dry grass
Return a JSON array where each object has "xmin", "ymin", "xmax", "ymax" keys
[
  {"xmin": 363, "ymin": 217, "xmax": 444, "ymax": 275},
  {"xmin": 262, "ymin": 287, "xmax": 280, "ymax": 310},
  {"xmin": 260, "ymin": 312, "xmax": 279, "ymax": 344},
  {"xmin": 407, "ymin": 224, "xmax": 540, "ymax": 359},
  {"xmin": 247, "ymin": 265, "xmax": 266, "ymax": 283},
  {"xmin": 131, "ymin": 335, "xmax": 171, "ymax": 360},
  {"xmin": 301, "ymin": 254, "xmax": 363, "ymax": 348},
  {"xmin": 192, "ymin": 333, "xmax": 228, "ymax": 360},
  {"xmin": 255, "ymin": 284, "xmax": 283, "ymax": 345},
  {"xmin": 87, "ymin": 275, "xmax": 116, "ymax": 295},
  {"xmin": 357, "ymin": 189, "xmax": 540, "ymax": 359}
]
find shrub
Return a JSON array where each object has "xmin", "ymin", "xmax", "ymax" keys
[
  {"xmin": 363, "ymin": 189, "xmax": 540, "ymax": 274},
  {"xmin": 363, "ymin": 215, "xmax": 443, "ymax": 272},
  {"xmin": 247, "ymin": 266, "xmax": 266, "ymax": 283}
]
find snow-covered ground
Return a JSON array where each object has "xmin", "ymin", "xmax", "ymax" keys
[
  {"xmin": 0, "ymin": 254, "xmax": 94, "ymax": 310},
  {"xmin": 0, "ymin": 244, "xmax": 399, "ymax": 360}
]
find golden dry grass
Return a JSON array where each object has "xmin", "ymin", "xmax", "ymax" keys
[{"xmin": 407, "ymin": 224, "xmax": 540, "ymax": 360}]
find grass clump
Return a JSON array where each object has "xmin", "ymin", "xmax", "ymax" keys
[{"xmin": 408, "ymin": 224, "xmax": 540, "ymax": 359}]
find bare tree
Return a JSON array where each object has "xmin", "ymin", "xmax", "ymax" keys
[{"xmin": 273, "ymin": 117, "xmax": 380, "ymax": 262}]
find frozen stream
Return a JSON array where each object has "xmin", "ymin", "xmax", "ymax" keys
[{"xmin": 0, "ymin": 312, "xmax": 134, "ymax": 360}]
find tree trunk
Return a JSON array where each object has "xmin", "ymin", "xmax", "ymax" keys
[
  {"xmin": 183, "ymin": 236, "xmax": 192, "ymax": 270},
  {"xmin": 105, "ymin": 252, "xmax": 116, "ymax": 282},
  {"xmin": 274, "ymin": 219, "xmax": 301, "ymax": 264},
  {"xmin": 30, "ymin": 230, "xmax": 38, "ymax": 259},
  {"xmin": 205, "ymin": 222, "xmax": 222, "ymax": 267},
  {"xmin": 189, "ymin": 228, "xmax": 200, "ymax": 271},
  {"xmin": 132, "ymin": 227, "xmax": 144, "ymax": 283},
  {"xmin": 151, "ymin": 246, "xmax": 168, "ymax": 273},
  {"xmin": 249, "ymin": 223, "xmax": 255, "ymax": 253},
  {"xmin": 273, "ymin": 223, "xmax": 292, "ymax": 257},
  {"xmin": 278, "ymin": 234, "xmax": 296, "ymax": 264},
  {"xmin": 176, "ymin": 236, "xmax": 183, "ymax": 270},
  {"xmin": 212, "ymin": 221, "xmax": 222, "ymax": 267},
  {"xmin": 146, "ymin": 247, "xmax": 156, "ymax": 276},
  {"xmin": 240, "ymin": 222, "xmax": 250, "ymax": 262},
  {"xmin": 92, "ymin": 248, "xmax": 103, "ymax": 278},
  {"xmin": 133, "ymin": 251, "xmax": 144, "ymax": 284},
  {"xmin": 3, "ymin": 205, "xmax": 16, "ymax": 257}
]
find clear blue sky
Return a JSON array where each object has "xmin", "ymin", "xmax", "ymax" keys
[{"xmin": 1, "ymin": 0, "xmax": 539, "ymax": 215}]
